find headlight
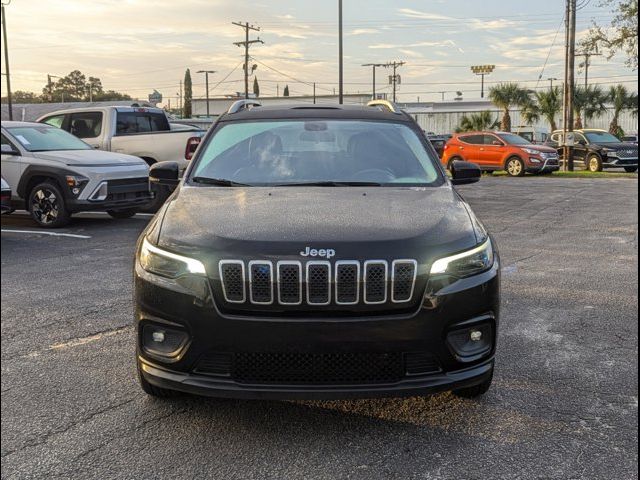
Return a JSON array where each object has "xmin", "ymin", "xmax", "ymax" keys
[
  {"xmin": 430, "ymin": 239, "xmax": 494, "ymax": 278},
  {"xmin": 522, "ymin": 148, "xmax": 540, "ymax": 155},
  {"xmin": 605, "ymin": 150, "xmax": 618, "ymax": 158},
  {"xmin": 139, "ymin": 237, "xmax": 206, "ymax": 278}
]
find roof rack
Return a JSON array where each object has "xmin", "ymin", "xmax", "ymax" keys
[
  {"xmin": 227, "ymin": 100, "xmax": 262, "ymax": 114},
  {"xmin": 366, "ymin": 100, "xmax": 403, "ymax": 114}
]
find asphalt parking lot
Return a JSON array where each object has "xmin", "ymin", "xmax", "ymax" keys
[{"xmin": 1, "ymin": 176, "xmax": 638, "ymax": 480}]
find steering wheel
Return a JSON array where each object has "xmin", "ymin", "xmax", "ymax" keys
[{"xmin": 351, "ymin": 168, "xmax": 396, "ymax": 183}]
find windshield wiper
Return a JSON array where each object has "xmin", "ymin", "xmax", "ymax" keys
[
  {"xmin": 192, "ymin": 177, "xmax": 251, "ymax": 187},
  {"xmin": 276, "ymin": 181, "xmax": 384, "ymax": 187}
]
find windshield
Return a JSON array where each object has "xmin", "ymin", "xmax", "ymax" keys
[
  {"xmin": 7, "ymin": 126, "xmax": 91, "ymax": 152},
  {"xmin": 498, "ymin": 133, "xmax": 532, "ymax": 145},
  {"xmin": 190, "ymin": 120, "xmax": 443, "ymax": 186},
  {"xmin": 584, "ymin": 131, "xmax": 621, "ymax": 143}
]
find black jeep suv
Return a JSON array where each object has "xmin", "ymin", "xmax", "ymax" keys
[
  {"xmin": 134, "ymin": 100, "xmax": 500, "ymax": 400},
  {"xmin": 546, "ymin": 129, "xmax": 638, "ymax": 172}
]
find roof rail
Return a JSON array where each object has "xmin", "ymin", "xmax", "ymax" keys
[
  {"xmin": 366, "ymin": 99, "xmax": 402, "ymax": 114},
  {"xmin": 227, "ymin": 100, "xmax": 262, "ymax": 114}
]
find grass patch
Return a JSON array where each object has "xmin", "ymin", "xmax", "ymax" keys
[{"xmin": 490, "ymin": 170, "xmax": 638, "ymax": 179}]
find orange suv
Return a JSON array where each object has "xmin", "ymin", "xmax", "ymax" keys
[{"xmin": 442, "ymin": 131, "xmax": 560, "ymax": 177}]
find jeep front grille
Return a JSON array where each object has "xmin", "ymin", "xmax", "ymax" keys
[{"xmin": 218, "ymin": 259, "xmax": 417, "ymax": 306}]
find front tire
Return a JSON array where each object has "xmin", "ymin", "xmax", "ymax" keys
[
  {"xmin": 107, "ymin": 209, "xmax": 138, "ymax": 219},
  {"xmin": 624, "ymin": 166, "xmax": 638, "ymax": 173},
  {"xmin": 28, "ymin": 182, "xmax": 71, "ymax": 228},
  {"xmin": 137, "ymin": 358, "xmax": 179, "ymax": 398},
  {"xmin": 587, "ymin": 155, "xmax": 603, "ymax": 172},
  {"xmin": 453, "ymin": 367, "xmax": 494, "ymax": 399},
  {"xmin": 505, "ymin": 157, "xmax": 526, "ymax": 177}
]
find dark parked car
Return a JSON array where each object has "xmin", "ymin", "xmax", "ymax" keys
[
  {"xmin": 134, "ymin": 100, "xmax": 500, "ymax": 401},
  {"xmin": 425, "ymin": 133, "xmax": 448, "ymax": 158},
  {"xmin": 546, "ymin": 129, "xmax": 638, "ymax": 172}
]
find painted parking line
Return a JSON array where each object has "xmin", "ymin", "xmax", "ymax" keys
[{"xmin": 1, "ymin": 229, "xmax": 92, "ymax": 239}]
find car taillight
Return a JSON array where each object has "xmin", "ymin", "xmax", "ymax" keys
[{"xmin": 185, "ymin": 136, "xmax": 201, "ymax": 160}]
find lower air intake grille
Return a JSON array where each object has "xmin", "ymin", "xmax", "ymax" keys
[{"xmin": 233, "ymin": 352, "xmax": 404, "ymax": 385}]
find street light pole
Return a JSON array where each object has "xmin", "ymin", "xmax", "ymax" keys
[
  {"xmin": 362, "ymin": 63, "xmax": 390, "ymax": 100},
  {"xmin": 1, "ymin": 1, "xmax": 13, "ymax": 120},
  {"xmin": 470, "ymin": 65, "xmax": 495, "ymax": 98},
  {"xmin": 197, "ymin": 70, "xmax": 216, "ymax": 117},
  {"xmin": 548, "ymin": 77, "xmax": 559, "ymax": 90},
  {"xmin": 338, "ymin": 0, "xmax": 344, "ymax": 104}
]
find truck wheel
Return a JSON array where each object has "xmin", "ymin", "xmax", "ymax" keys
[
  {"xmin": 452, "ymin": 367, "xmax": 494, "ymax": 399},
  {"xmin": 624, "ymin": 166, "xmax": 638, "ymax": 173},
  {"xmin": 505, "ymin": 157, "xmax": 526, "ymax": 177},
  {"xmin": 107, "ymin": 209, "xmax": 138, "ymax": 219},
  {"xmin": 137, "ymin": 358, "xmax": 179, "ymax": 398},
  {"xmin": 587, "ymin": 155, "xmax": 603, "ymax": 172},
  {"xmin": 28, "ymin": 182, "xmax": 71, "ymax": 228}
]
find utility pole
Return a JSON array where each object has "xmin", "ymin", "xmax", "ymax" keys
[
  {"xmin": 388, "ymin": 61, "xmax": 405, "ymax": 103},
  {"xmin": 438, "ymin": 91, "xmax": 446, "ymax": 101},
  {"xmin": 548, "ymin": 77, "xmax": 559, "ymax": 90},
  {"xmin": 197, "ymin": 70, "xmax": 216, "ymax": 117},
  {"xmin": 470, "ymin": 65, "xmax": 496, "ymax": 98},
  {"xmin": 362, "ymin": 63, "xmax": 390, "ymax": 100},
  {"xmin": 575, "ymin": 51, "xmax": 602, "ymax": 87},
  {"xmin": 563, "ymin": 0, "xmax": 577, "ymax": 171},
  {"xmin": 338, "ymin": 0, "xmax": 344, "ymax": 104},
  {"xmin": 47, "ymin": 74, "xmax": 61, "ymax": 102},
  {"xmin": 1, "ymin": 0, "xmax": 13, "ymax": 120},
  {"xmin": 233, "ymin": 22, "xmax": 263, "ymax": 99},
  {"xmin": 178, "ymin": 80, "xmax": 183, "ymax": 118},
  {"xmin": 313, "ymin": 83, "xmax": 316, "ymax": 104}
]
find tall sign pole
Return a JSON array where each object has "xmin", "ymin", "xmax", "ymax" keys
[
  {"xmin": 1, "ymin": 1, "xmax": 13, "ymax": 120},
  {"xmin": 567, "ymin": 0, "xmax": 577, "ymax": 171},
  {"xmin": 470, "ymin": 65, "xmax": 496, "ymax": 98}
]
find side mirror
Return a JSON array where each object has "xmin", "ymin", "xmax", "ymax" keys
[
  {"xmin": 150, "ymin": 161, "xmax": 180, "ymax": 186},
  {"xmin": 450, "ymin": 160, "xmax": 481, "ymax": 186},
  {"xmin": 1, "ymin": 144, "xmax": 19, "ymax": 155}
]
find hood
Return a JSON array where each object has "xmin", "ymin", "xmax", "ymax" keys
[
  {"xmin": 518, "ymin": 144, "xmax": 557, "ymax": 153},
  {"xmin": 157, "ymin": 185, "xmax": 479, "ymax": 264},
  {"xmin": 592, "ymin": 142, "xmax": 639, "ymax": 151},
  {"xmin": 31, "ymin": 149, "xmax": 147, "ymax": 167}
]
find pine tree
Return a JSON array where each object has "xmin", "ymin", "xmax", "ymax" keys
[
  {"xmin": 283, "ymin": 85, "xmax": 290, "ymax": 97},
  {"xmin": 184, "ymin": 69, "xmax": 193, "ymax": 118},
  {"xmin": 253, "ymin": 77, "xmax": 260, "ymax": 98}
]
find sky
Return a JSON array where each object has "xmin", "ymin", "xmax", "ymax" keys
[{"xmin": 1, "ymin": 0, "xmax": 638, "ymax": 105}]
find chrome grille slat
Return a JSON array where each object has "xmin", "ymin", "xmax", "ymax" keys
[
  {"xmin": 249, "ymin": 261, "xmax": 273, "ymax": 305},
  {"xmin": 392, "ymin": 260, "xmax": 418, "ymax": 303},
  {"xmin": 306, "ymin": 261, "xmax": 331, "ymax": 305},
  {"xmin": 219, "ymin": 260, "xmax": 246, "ymax": 303},
  {"xmin": 364, "ymin": 260, "xmax": 388, "ymax": 305},
  {"xmin": 219, "ymin": 259, "xmax": 415, "ymax": 306},
  {"xmin": 335, "ymin": 261, "xmax": 360, "ymax": 305},
  {"xmin": 277, "ymin": 261, "xmax": 303, "ymax": 305}
]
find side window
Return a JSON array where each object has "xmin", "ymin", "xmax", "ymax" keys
[
  {"xmin": 42, "ymin": 114, "xmax": 66, "ymax": 129},
  {"xmin": 575, "ymin": 133, "xmax": 587, "ymax": 145},
  {"xmin": 459, "ymin": 135, "xmax": 484, "ymax": 145},
  {"xmin": 483, "ymin": 135, "xmax": 502, "ymax": 145},
  {"xmin": 550, "ymin": 133, "xmax": 561, "ymax": 144},
  {"xmin": 116, "ymin": 111, "xmax": 170, "ymax": 135},
  {"xmin": 519, "ymin": 132, "xmax": 533, "ymax": 142},
  {"xmin": 69, "ymin": 112, "xmax": 103, "ymax": 139},
  {"xmin": 1, "ymin": 134, "xmax": 19, "ymax": 154}
]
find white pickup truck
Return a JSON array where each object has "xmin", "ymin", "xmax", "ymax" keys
[{"xmin": 36, "ymin": 106, "xmax": 204, "ymax": 209}]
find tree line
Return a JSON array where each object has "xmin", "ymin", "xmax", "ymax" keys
[
  {"xmin": 457, "ymin": 82, "xmax": 638, "ymax": 137},
  {"xmin": 1, "ymin": 70, "xmax": 132, "ymax": 104}
]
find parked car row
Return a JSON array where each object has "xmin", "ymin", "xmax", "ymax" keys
[
  {"xmin": 428, "ymin": 128, "xmax": 637, "ymax": 176},
  {"xmin": 1, "ymin": 106, "xmax": 205, "ymax": 227}
]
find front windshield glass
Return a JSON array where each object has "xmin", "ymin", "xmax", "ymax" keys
[
  {"xmin": 498, "ymin": 133, "xmax": 532, "ymax": 145},
  {"xmin": 584, "ymin": 131, "xmax": 621, "ymax": 143},
  {"xmin": 7, "ymin": 126, "xmax": 91, "ymax": 152},
  {"xmin": 190, "ymin": 120, "xmax": 443, "ymax": 186}
]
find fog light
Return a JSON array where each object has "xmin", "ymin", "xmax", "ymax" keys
[
  {"xmin": 142, "ymin": 324, "xmax": 189, "ymax": 359},
  {"xmin": 470, "ymin": 330, "xmax": 483, "ymax": 342},
  {"xmin": 152, "ymin": 330, "xmax": 165, "ymax": 343}
]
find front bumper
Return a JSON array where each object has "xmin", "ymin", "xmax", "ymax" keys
[
  {"xmin": 135, "ymin": 258, "xmax": 500, "ymax": 400},
  {"xmin": 603, "ymin": 157, "xmax": 638, "ymax": 169},
  {"xmin": 526, "ymin": 157, "xmax": 560, "ymax": 173}
]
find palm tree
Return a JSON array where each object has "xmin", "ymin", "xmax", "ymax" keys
[
  {"xmin": 455, "ymin": 111, "xmax": 498, "ymax": 132},
  {"xmin": 573, "ymin": 85, "xmax": 607, "ymax": 129},
  {"xmin": 608, "ymin": 84, "xmax": 638, "ymax": 137},
  {"xmin": 488, "ymin": 83, "xmax": 532, "ymax": 132},
  {"xmin": 521, "ymin": 87, "xmax": 562, "ymax": 132}
]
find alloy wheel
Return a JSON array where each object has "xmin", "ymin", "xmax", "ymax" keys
[
  {"xmin": 31, "ymin": 188, "xmax": 59, "ymax": 225},
  {"xmin": 507, "ymin": 159, "xmax": 523, "ymax": 176}
]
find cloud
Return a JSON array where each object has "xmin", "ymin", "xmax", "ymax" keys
[
  {"xmin": 369, "ymin": 40, "xmax": 464, "ymax": 54},
  {"xmin": 349, "ymin": 28, "xmax": 380, "ymax": 36},
  {"xmin": 469, "ymin": 19, "xmax": 521, "ymax": 31},
  {"xmin": 397, "ymin": 8, "xmax": 453, "ymax": 21}
]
